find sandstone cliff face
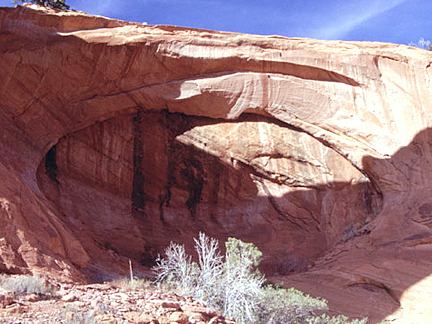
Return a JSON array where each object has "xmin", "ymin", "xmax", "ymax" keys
[
  {"xmin": 1, "ymin": 4, "xmax": 432, "ymax": 323},
  {"xmin": 38, "ymin": 112, "xmax": 378, "ymax": 279}
]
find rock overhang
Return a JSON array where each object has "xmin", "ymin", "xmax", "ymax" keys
[{"xmin": 1, "ymin": 4, "xmax": 432, "ymax": 323}]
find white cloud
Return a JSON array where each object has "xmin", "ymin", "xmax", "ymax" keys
[{"xmin": 315, "ymin": 0, "xmax": 412, "ymax": 40}]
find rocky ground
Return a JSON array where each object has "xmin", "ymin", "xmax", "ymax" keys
[{"xmin": 0, "ymin": 279, "xmax": 235, "ymax": 324}]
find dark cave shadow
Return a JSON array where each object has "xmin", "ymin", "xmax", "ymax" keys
[
  {"xmin": 116, "ymin": 113, "xmax": 432, "ymax": 322},
  {"xmin": 36, "ymin": 108, "xmax": 432, "ymax": 322},
  {"xmin": 267, "ymin": 127, "xmax": 432, "ymax": 322}
]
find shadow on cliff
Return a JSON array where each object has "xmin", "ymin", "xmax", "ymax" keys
[
  {"xmin": 279, "ymin": 127, "xmax": 432, "ymax": 322},
  {"xmin": 36, "ymin": 111, "xmax": 432, "ymax": 323}
]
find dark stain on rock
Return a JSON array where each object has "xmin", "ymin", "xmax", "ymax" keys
[
  {"xmin": 181, "ymin": 159, "xmax": 204, "ymax": 218},
  {"xmin": 403, "ymin": 232, "xmax": 430, "ymax": 241},
  {"xmin": 419, "ymin": 203, "xmax": 432, "ymax": 218},
  {"xmin": 45, "ymin": 145, "xmax": 58, "ymax": 183},
  {"xmin": 132, "ymin": 108, "xmax": 146, "ymax": 218},
  {"xmin": 140, "ymin": 245, "xmax": 158, "ymax": 266}
]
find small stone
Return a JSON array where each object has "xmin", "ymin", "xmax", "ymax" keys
[
  {"xmin": 139, "ymin": 312, "xmax": 160, "ymax": 323},
  {"xmin": 208, "ymin": 316, "xmax": 235, "ymax": 324},
  {"xmin": 124, "ymin": 311, "xmax": 141, "ymax": 322},
  {"xmin": 110, "ymin": 300, "xmax": 121, "ymax": 307},
  {"xmin": 137, "ymin": 299, "xmax": 149, "ymax": 308},
  {"xmin": 71, "ymin": 301, "xmax": 85, "ymax": 308},
  {"xmin": 61, "ymin": 292, "xmax": 77, "ymax": 302},
  {"xmin": 61, "ymin": 283, "xmax": 74, "ymax": 290},
  {"xmin": 151, "ymin": 299, "xmax": 181, "ymax": 310},
  {"xmin": 111, "ymin": 292, "xmax": 129, "ymax": 300},
  {"xmin": 95, "ymin": 313, "xmax": 117, "ymax": 323},
  {"xmin": 208, "ymin": 317, "xmax": 219, "ymax": 324},
  {"xmin": 188, "ymin": 312, "xmax": 207, "ymax": 323},
  {"xmin": 0, "ymin": 293, "xmax": 14, "ymax": 308},
  {"xmin": 5, "ymin": 304, "xmax": 25, "ymax": 314},
  {"xmin": 23, "ymin": 293, "xmax": 41, "ymax": 302},
  {"xmin": 90, "ymin": 298, "xmax": 101, "ymax": 308},
  {"xmin": 169, "ymin": 311, "xmax": 189, "ymax": 324},
  {"xmin": 181, "ymin": 305, "xmax": 217, "ymax": 317}
]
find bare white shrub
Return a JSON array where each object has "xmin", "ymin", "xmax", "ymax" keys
[
  {"xmin": 193, "ymin": 232, "xmax": 224, "ymax": 306},
  {"xmin": 409, "ymin": 38, "xmax": 432, "ymax": 50},
  {"xmin": 222, "ymin": 238, "xmax": 264, "ymax": 323},
  {"xmin": 153, "ymin": 233, "xmax": 369, "ymax": 324},
  {"xmin": 152, "ymin": 242, "xmax": 198, "ymax": 296},
  {"xmin": 153, "ymin": 233, "xmax": 264, "ymax": 323}
]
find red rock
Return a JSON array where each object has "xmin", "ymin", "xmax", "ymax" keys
[
  {"xmin": 187, "ymin": 312, "xmax": 207, "ymax": 323},
  {"xmin": 181, "ymin": 305, "xmax": 217, "ymax": 318},
  {"xmin": 4, "ymin": 304, "xmax": 25, "ymax": 314},
  {"xmin": 61, "ymin": 292, "xmax": 77, "ymax": 302},
  {"xmin": 207, "ymin": 318, "xmax": 218, "ymax": 324},
  {"xmin": 23, "ymin": 293, "xmax": 40, "ymax": 302},
  {"xmin": 208, "ymin": 316, "xmax": 236, "ymax": 324},
  {"xmin": 1, "ymin": 4, "xmax": 432, "ymax": 324},
  {"xmin": 0, "ymin": 293, "xmax": 14, "ymax": 308},
  {"xmin": 150, "ymin": 300, "xmax": 181, "ymax": 310},
  {"xmin": 169, "ymin": 311, "xmax": 189, "ymax": 324}
]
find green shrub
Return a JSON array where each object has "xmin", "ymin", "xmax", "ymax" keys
[
  {"xmin": 257, "ymin": 285, "xmax": 328, "ymax": 323},
  {"xmin": 220, "ymin": 236, "xmax": 264, "ymax": 323},
  {"xmin": 153, "ymin": 240, "xmax": 200, "ymax": 296},
  {"xmin": 307, "ymin": 314, "xmax": 367, "ymax": 324},
  {"xmin": 11, "ymin": 0, "xmax": 69, "ymax": 10},
  {"xmin": 153, "ymin": 233, "xmax": 369, "ymax": 324},
  {"xmin": 1, "ymin": 274, "xmax": 56, "ymax": 296}
]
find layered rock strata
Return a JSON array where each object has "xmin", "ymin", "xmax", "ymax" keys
[{"xmin": 1, "ymin": 4, "xmax": 432, "ymax": 323}]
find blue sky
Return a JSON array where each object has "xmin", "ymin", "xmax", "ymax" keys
[{"xmin": 1, "ymin": 0, "xmax": 431, "ymax": 46}]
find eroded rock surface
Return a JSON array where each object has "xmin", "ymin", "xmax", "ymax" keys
[
  {"xmin": 1, "ymin": 4, "xmax": 432, "ymax": 323},
  {"xmin": 0, "ymin": 277, "xmax": 231, "ymax": 324},
  {"xmin": 37, "ymin": 112, "xmax": 381, "ymax": 279}
]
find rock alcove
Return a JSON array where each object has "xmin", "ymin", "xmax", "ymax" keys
[
  {"xmin": 2, "ymin": 5, "xmax": 432, "ymax": 322},
  {"xmin": 37, "ymin": 111, "xmax": 382, "ymax": 280}
]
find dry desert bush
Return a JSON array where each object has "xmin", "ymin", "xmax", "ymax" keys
[{"xmin": 152, "ymin": 232, "xmax": 378, "ymax": 324}]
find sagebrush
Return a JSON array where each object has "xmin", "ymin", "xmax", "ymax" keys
[
  {"xmin": 153, "ymin": 232, "xmax": 369, "ymax": 324},
  {"xmin": 1, "ymin": 274, "xmax": 56, "ymax": 296}
]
